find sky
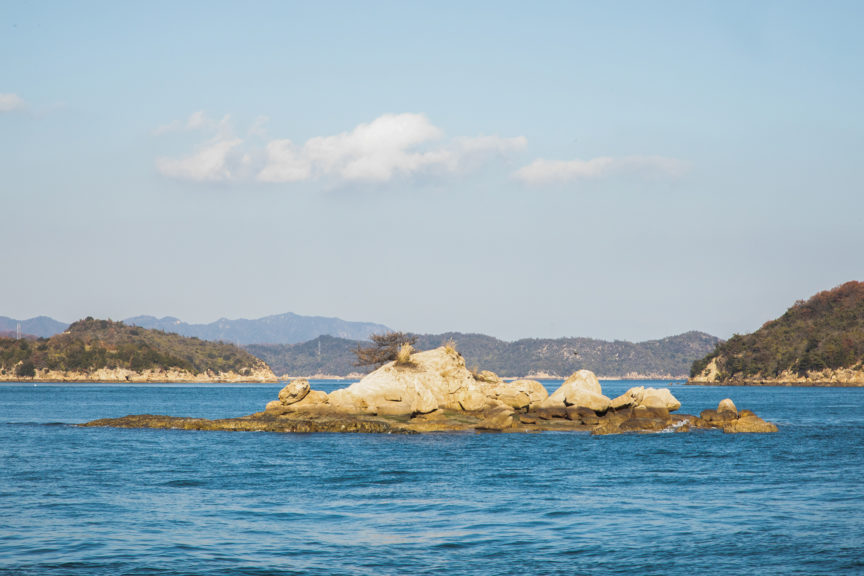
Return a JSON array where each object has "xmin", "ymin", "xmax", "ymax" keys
[{"xmin": 2, "ymin": 0, "xmax": 863, "ymax": 342}]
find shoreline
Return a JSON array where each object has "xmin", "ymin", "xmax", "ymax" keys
[{"xmin": 688, "ymin": 380, "xmax": 864, "ymax": 388}]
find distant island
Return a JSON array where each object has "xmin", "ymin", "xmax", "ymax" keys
[
  {"xmin": 0, "ymin": 317, "xmax": 276, "ymax": 383},
  {"xmin": 0, "ymin": 312, "xmax": 390, "ymax": 345},
  {"xmin": 248, "ymin": 331, "xmax": 721, "ymax": 379},
  {"xmin": 690, "ymin": 281, "xmax": 864, "ymax": 386}
]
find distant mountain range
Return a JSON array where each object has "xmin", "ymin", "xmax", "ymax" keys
[
  {"xmin": 249, "ymin": 331, "xmax": 722, "ymax": 378},
  {"xmin": 124, "ymin": 313, "xmax": 391, "ymax": 345},
  {"xmin": 0, "ymin": 313, "xmax": 390, "ymax": 345},
  {"xmin": 0, "ymin": 316, "xmax": 70, "ymax": 339}
]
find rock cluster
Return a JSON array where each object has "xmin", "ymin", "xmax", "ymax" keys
[
  {"xmin": 253, "ymin": 346, "xmax": 775, "ymax": 435},
  {"xmin": 84, "ymin": 346, "xmax": 778, "ymax": 435}
]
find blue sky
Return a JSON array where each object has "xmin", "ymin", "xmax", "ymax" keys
[{"xmin": 2, "ymin": 0, "xmax": 862, "ymax": 341}]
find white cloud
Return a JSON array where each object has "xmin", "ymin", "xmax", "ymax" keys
[
  {"xmin": 260, "ymin": 113, "xmax": 449, "ymax": 183},
  {"xmin": 258, "ymin": 114, "xmax": 528, "ymax": 184},
  {"xmin": 155, "ymin": 112, "xmax": 527, "ymax": 185},
  {"xmin": 514, "ymin": 155, "xmax": 687, "ymax": 185},
  {"xmin": 0, "ymin": 93, "xmax": 26, "ymax": 112},
  {"xmin": 155, "ymin": 138, "xmax": 243, "ymax": 182}
]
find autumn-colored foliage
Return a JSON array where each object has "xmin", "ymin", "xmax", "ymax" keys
[{"xmin": 691, "ymin": 281, "xmax": 864, "ymax": 379}]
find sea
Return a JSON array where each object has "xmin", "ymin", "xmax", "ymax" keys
[{"xmin": 1, "ymin": 379, "xmax": 862, "ymax": 576}]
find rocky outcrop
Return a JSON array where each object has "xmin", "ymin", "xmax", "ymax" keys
[{"xmin": 83, "ymin": 350, "xmax": 777, "ymax": 435}]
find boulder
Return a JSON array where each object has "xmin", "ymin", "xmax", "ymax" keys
[
  {"xmin": 717, "ymin": 398, "xmax": 737, "ymax": 415},
  {"xmin": 561, "ymin": 370, "xmax": 603, "ymax": 395},
  {"xmin": 542, "ymin": 370, "xmax": 608, "ymax": 411},
  {"xmin": 611, "ymin": 386, "xmax": 680, "ymax": 412},
  {"xmin": 562, "ymin": 388, "xmax": 610, "ymax": 414},
  {"xmin": 326, "ymin": 346, "xmax": 482, "ymax": 416},
  {"xmin": 610, "ymin": 386, "xmax": 645, "ymax": 410},
  {"xmin": 457, "ymin": 389, "xmax": 488, "ymax": 412},
  {"xmin": 641, "ymin": 388, "xmax": 681, "ymax": 412},
  {"xmin": 481, "ymin": 379, "xmax": 548, "ymax": 410},
  {"xmin": 497, "ymin": 391, "xmax": 531, "ymax": 410},
  {"xmin": 278, "ymin": 379, "xmax": 310, "ymax": 405}
]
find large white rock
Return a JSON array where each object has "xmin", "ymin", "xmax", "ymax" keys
[
  {"xmin": 542, "ymin": 370, "xmax": 608, "ymax": 410},
  {"xmin": 327, "ymin": 346, "xmax": 483, "ymax": 416}
]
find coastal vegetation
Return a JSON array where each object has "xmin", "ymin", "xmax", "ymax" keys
[
  {"xmin": 0, "ymin": 317, "xmax": 271, "ymax": 380},
  {"xmin": 690, "ymin": 281, "xmax": 864, "ymax": 384},
  {"xmin": 353, "ymin": 332, "xmax": 417, "ymax": 368}
]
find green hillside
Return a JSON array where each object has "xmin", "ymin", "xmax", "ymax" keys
[
  {"xmin": 691, "ymin": 281, "xmax": 864, "ymax": 382},
  {"xmin": 0, "ymin": 317, "xmax": 270, "ymax": 379}
]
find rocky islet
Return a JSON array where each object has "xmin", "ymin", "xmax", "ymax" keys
[{"xmin": 86, "ymin": 346, "xmax": 777, "ymax": 435}]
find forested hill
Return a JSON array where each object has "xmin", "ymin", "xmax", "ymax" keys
[
  {"xmin": 690, "ymin": 281, "xmax": 864, "ymax": 384},
  {"xmin": 248, "ymin": 331, "xmax": 720, "ymax": 378},
  {"xmin": 0, "ymin": 318, "xmax": 275, "ymax": 382}
]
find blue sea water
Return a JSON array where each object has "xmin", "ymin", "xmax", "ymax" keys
[{"xmin": 1, "ymin": 380, "xmax": 863, "ymax": 575}]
